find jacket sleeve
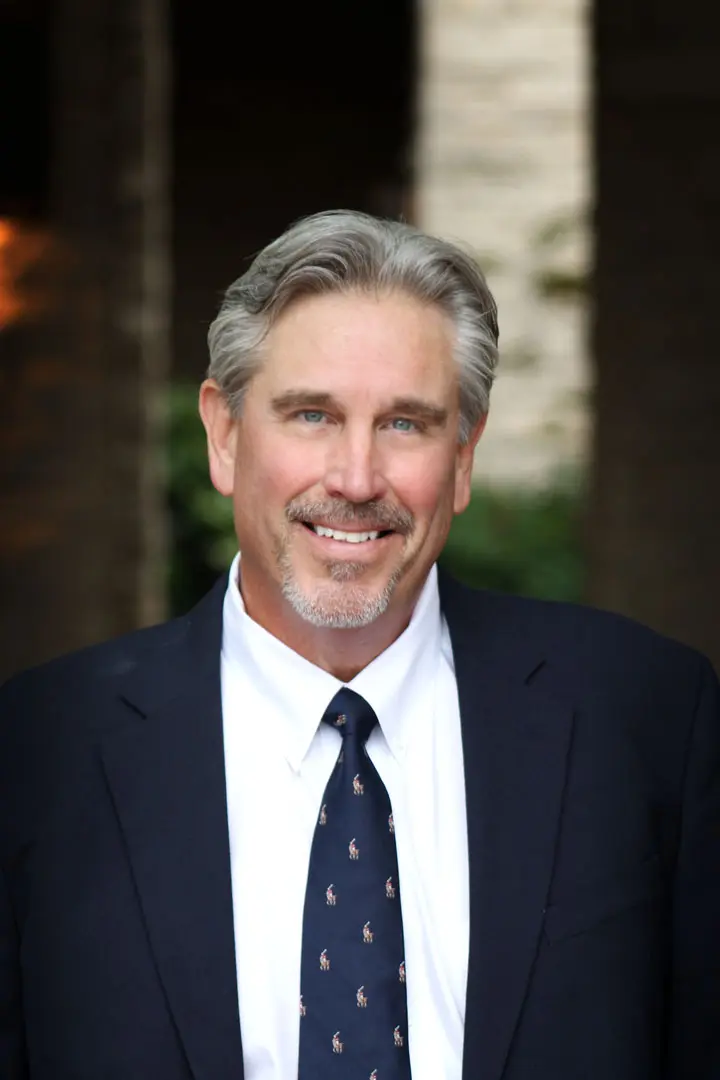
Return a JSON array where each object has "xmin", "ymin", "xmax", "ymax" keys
[
  {"xmin": 0, "ymin": 861, "xmax": 28, "ymax": 1079},
  {"xmin": 669, "ymin": 655, "xmax": 720, "ymax": 1079},
  {"xmin": 0, "ymin": 674, "xmax": 29, "ymax": 1079}
]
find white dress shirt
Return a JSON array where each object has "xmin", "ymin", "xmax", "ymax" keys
[{"xmin": 220, "ymin": 554, "xmax": 469, "ymax": 1079}]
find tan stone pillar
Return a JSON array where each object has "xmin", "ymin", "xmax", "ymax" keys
[{"xmin": 416, "ymin": 0, "xmax": 591, "ymax": 486}]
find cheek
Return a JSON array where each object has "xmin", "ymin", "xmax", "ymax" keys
[
  {"xmin": 234, "ymin": 434, "xmax": 322, "ymax": 508},
  {"xmin": 389, "ymin": 455, "xmax": 457, "ymax": 524}
]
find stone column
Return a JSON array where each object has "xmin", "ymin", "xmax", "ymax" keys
[{"xmin": 416, "ymin": 0, "xmax": 591, "ymax": 486}]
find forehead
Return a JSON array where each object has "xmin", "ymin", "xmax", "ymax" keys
[{"xmin": 253, "ymin": 289, "xmax": 458, "ymax": 399}]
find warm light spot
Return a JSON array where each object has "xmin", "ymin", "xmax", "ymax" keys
[{"xmin": 0, "ymin": 218, "xmax": 52, "ymax": 329}]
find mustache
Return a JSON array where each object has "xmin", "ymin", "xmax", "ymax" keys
[{"xmin": 286, "ymin": 498, "xmax": 414, "ymax": 535}]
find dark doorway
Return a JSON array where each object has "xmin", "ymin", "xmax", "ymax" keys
[{"xmin": 171, "ymin": 0, "xmax": 418, "ymax": 380}]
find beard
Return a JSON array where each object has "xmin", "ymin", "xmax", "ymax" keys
[
  {"xmin": 277, "ymin": 497, "xmax": 414, "ymax": 629},
  {"xmin": 280, "ymin": 561, "xmax": 403, "ymax": 629}
]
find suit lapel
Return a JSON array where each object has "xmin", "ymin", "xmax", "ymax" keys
[
  {"xmin": 440, "ymin": 574, "xmax": 575, "ymax": 1080},
  {"xmin": 96, "ymin": 568, "xmax": 571, "ymax": 1080},
  {"xmin": 100, "ymin": 577, "xmax": 244, "ymax": 1080}
]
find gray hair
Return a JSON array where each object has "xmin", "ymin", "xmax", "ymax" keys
[{"xmin": 207, "ymin": 209, "xmax": 499, "ymax": 443}]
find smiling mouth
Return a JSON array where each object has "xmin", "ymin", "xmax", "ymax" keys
[{"xmin": 301, "ymin": 522, "xmax": 394, "ymax": 544}]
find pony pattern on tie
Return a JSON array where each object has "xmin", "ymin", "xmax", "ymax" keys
[{"xmin": 298, "ymin": 687, "xmax": 411, "ymax": 1078}]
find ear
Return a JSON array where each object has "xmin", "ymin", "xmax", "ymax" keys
[
  {"xmin": 198, "ymin": 379, "xmax": 238, "ymax": 497},
  {"xmin": 453, "ymin": 414, "xmax": 487, "ymax": 514}
]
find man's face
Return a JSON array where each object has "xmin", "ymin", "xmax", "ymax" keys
[{"xmin": 204, "ymin": 289, "xmax": 483, "ymax": 632}]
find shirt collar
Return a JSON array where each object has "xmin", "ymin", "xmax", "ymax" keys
[{"xmin": 221, "ymin": 554, "xmax": 444, "ymax": 768}]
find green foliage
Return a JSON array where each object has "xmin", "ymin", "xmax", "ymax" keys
[
  {"xmin": 533, "ymin": 268, "xmax": 588, "ymax": 302},
  {"xmin": 167, "ymin": 383, "xmax": 236, "ymax": 614},
  {"xmin": 167, "ymin": 382, "xmax": 586, "ymax": 614},
  {"xmin": 439, "ymin": 481, "xmax": 585, "ymax": 601}
]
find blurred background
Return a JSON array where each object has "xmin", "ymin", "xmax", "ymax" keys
[{"xmin": 1, "ymin": 0, "xmax": 719, "ymax": 679}]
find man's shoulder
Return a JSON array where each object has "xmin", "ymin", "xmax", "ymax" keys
[
  {"xmin": 0, "ymin": 578, "xmax": 228, "ymax": 835},
  {"xmin": 439, "ymin": 572, "xmax": 710, "ymax": 688},
  {"xmin": 0, "ymin": 573, "xmax": 227, "ymax": 736},
  {"xmin": 1, "ymin": 613, "xmax": 191, "ymax": 705}
]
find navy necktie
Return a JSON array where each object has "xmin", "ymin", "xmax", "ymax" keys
[{"xmin": 299, "ymin": 687, "xmax": 411, "ymax": 1079}]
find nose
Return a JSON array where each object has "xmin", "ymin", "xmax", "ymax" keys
[{"xmin": 323, "ymin": 425, "xmax": 386, "ymax": 505}]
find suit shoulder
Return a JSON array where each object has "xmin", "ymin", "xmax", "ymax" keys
[
  {"xmin": 0, "ymin": 614, "xmax": 201, "ymax": 845},
  {"xmin": 509, "ymin": 590, "xmax": 698, "ymax": 661},
  {"xmin": 1, "ymin": 615, "xmax": 191, "ymax": 707},
  {"xmin": 0, "ymin": 573, "xmax": 227, "ymax": 751},
  {"xmin": 442, "ymin": 574, "xmax": 709, "ymax": 686},
  {"xmin": 0, "ymin": 618, "xmax": 201, "ymax": 783}
]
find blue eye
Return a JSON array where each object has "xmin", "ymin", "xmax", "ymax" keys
[
  {"xmin": 299, "ymin": 410, "xmax": 326, "ymax": 424},
  {"xmin": 391, "ymin": 418, "xmax": 416, "ymax": 432}
]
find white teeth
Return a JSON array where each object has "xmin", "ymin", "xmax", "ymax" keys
[{"xmin": 313, "ymin": 525, "xmax": 380, "ymax": 543}]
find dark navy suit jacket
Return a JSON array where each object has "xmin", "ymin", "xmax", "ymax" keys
[{"xmin": 1, "ymin": 572, "xmax": 719, "ymax": 1079}]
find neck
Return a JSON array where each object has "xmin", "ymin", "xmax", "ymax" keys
[{"xmin": 291, "ymin": 615, "xmax": 414, "ymax": 682}]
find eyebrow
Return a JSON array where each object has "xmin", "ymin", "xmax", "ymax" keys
[
  {"xmin": 270, "ymin": 390, "xmax": 448, "ymax": 427},
  {"xmin": 386, "ymin": 397, "xmax": 449, "ymax": 427},
  {"xmin": 270, "ymin": 391, "xmax": 336, "ymax": 414}
]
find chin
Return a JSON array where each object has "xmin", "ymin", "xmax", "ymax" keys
[{"xmin": 281, "ymin": 573, "xmax": 402, "ymax": 630}]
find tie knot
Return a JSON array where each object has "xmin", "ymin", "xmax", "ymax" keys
[{"xmin": 322, "ymin": 687, "xmax": 378, "ymax": 745}]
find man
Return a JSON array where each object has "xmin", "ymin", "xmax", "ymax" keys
[{"xmin": 0, "ymin": 210, "xmax": 718, "ymax": 1080}]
